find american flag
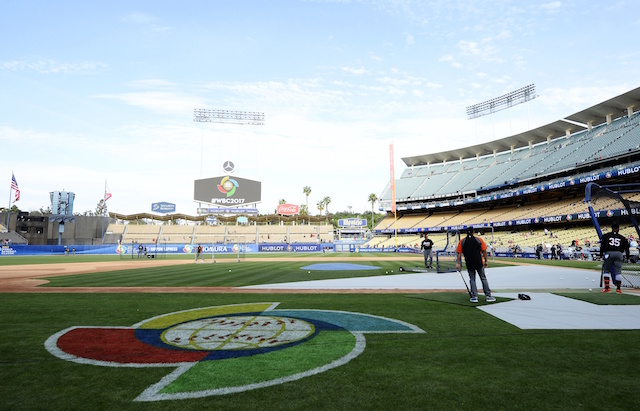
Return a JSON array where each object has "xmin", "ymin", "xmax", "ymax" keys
[{"xmin": 11, "ymin": 173, "xmax": 20, "ymax": 203}]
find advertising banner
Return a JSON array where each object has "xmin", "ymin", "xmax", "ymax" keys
[
  {"xmin": 151, "ymin": 202, "xmax": 176, "ymax": 213},
  {"xmin": 338, "ymin": 218, "xmax": 367, "ymax": 228},
  {"xmin": 1, "ymin": 242, "xmax": 335, "ymax": 256},
  {"xmin": 197, "ymin": 207, "xmax": 259, "ymax": 215},
  {"xmin": 277, "ymin": 204, "xmax": 299, "ymax": 216},
  {"xmin": 258, "ymin": 244, "xmax": 328, "ymax": 252}
]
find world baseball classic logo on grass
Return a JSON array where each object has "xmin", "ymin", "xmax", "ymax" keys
[{"xmin": 45, "ymin": 303, "xmax": 424, "ymax": 402}]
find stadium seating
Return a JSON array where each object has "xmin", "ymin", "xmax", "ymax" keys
[
  {"xmin": 227, "ymin": 226, "xmax": 259, "ymax": 244},
  {"xmin": 367, "ymin": 191, "xmax": 637, "ymax": 254},
  {"xmin": 393, "ymin": 111, "xmax": 639, "ymax": 201},
  {"xmin": 0, "ymin": 230, "xmax": 28, "ymax": 245},
  {"xmin": 193, "ymin": 225, "xmax": 226, "ymax": 244},
  {"xmin": 258, "ymin": 225, "xmax": 288, "ymax": 243},
  {"xmin": 289, "ymin": 225, "xmax": 320, "ymax": 244},
  {"xmin": 103, "ymin": 223, "xmax": 125, "ymax": 244},
  {"xmin": 158, "ymin": 225, "xmax": 196, "ymax": 244},
  {"xmin": 317, "ymin": 225, "xmax": 335, "ymax": 243},
  {"xmin": 106, "ymin": 222, "xmax": 334, "ymax": 246},
  {"xmin": 120, "ymin": 224, "xmax": 161, "ymax": 245},
  {"xmin": 393, "ymin": 214, "xmax": 429, "ymax": 229}
]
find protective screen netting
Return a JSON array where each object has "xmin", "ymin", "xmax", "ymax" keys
[
  {"xmin": 586, "ymin": 184, "xmax": 640, "ymax": 288},
  {"xmin": 435, "ymin": 230, "xmax": 460, "ymax": 273}
]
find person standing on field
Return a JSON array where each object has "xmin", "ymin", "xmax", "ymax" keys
[
  {"xmin": 456, "ymin": 227, "xmax": 495, "ymax": 303},
  {"xmin": 196, "ymin": 243, "xmax": 204, "ymax": 262},
  {"xmin": 600, "ymin": 222, "xmax": 630, "ymax": 293},
  {"xmin": 420, "ymin": 233, "xmax": 434, "ymax": 269}
]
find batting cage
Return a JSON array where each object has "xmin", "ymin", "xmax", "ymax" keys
[
  {"xmin": 435, "ymin": 230, "xmax": 461, "ymax": 273},
  {"xmin": 397, "ymin": 231, "xmax": 459, "ymax": 274},
  {"xmin": 192, "ymin": 235, "xmax": 248, "ymax": 263},
  {"xmin": 585, "ymin": 182, "xmax": 640, "ymax": 288},
  {"xmin": 118, "ymin": 240, "xmax": 167, "ymax": 260}
]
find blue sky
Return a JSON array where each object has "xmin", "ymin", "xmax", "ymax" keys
[{"xmin": 1, "ymin": 0, "xmax": 639, "ymax": 217}]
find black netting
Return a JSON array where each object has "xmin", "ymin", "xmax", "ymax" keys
[
  {"xmin": 588, "ymin": 184, "xmax": 640, "ymax": 288},
  {"xmin": 588, "ymin": 184, "xmax": 640, "ymax": 238},
  {"xmin": 621, "ymin": 263, "xmax": 640, "ymax": 288}
]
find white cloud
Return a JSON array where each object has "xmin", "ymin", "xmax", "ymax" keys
[
  {"xmin": 120, "ymin": 12, "xmax": 171, "ymax": 32},
  {"xmin": 439, "ymin": 54, "xmax": 462, "ymax": 69},
  {"xmin": 456, "ymin": 38, "xmax": 504, "ymax": 64},
  {"xmin": 127, "ymin": 79, "xmax": 178, "ymax": 89},
  {"xmin": 406, "ymin": 33, "xmax": 415, "ymax": 45},
  {"xmin": 342, "ymin": 66, "xmax": 368, "ymax": 75},
  {"xmin": 457, "ymin": 40, "xmax": 481, "ymax": 56},
  {"xmin": 93, "ymin": 92, "xmax": 206, "ymax": 114},
  {"xmin": 121, "ymin": 12, "xmax": 159, "ymax": 24},
  {"xmin": 540, "ymin": 2, "xmax": 562, "ymax": 12},
  {"xmin": 369, "ymin": 52, "xmax": 383, "ymax": 62},
  {"xmin": 1, "ymin": 59, "xmax": 104, "ymax": 73}
]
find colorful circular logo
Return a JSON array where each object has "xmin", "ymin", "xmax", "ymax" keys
[
  {"xmin": 45, "ymin": 303, "xmax": 423, "ymax": 402},
  {"xmin": 217, "ymin": 176, "xmax": 238, "ymax": 197}
]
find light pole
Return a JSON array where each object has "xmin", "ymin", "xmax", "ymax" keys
[
  {"xmin": 193, "ymin": 109, "xmax": 265, "ymax": 212},
  {"xmin": 193, "ymin": 109, "xmax": 265, "ymax": 175}
]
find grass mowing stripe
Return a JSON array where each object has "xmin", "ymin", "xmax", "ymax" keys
[{"xmin": 42, "ymin": 260, "xmax": 420, "ymax": 288}]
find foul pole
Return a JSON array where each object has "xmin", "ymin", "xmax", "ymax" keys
[{"xmin": 389, "ymin": 144, "xmax": 397, "ymax": 249}]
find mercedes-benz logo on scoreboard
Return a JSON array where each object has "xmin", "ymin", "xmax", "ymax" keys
[{"xmin": 222, "ymin": 160, "xmax": 235, "ymax": 174}]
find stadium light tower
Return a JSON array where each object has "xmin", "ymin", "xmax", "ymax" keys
[
  {"xmin": 193, "ymin": 109, "xmax": 265, "ymax": 126},
  {"xmin": 466, "ymin": 84, "xmax": 537, "ymax": 120},
  {"xmin": 193, "ymin": 108, "xmax": 265, "ymax": 176},
  {"xmin": 466, "ymin": 84, "xmax": 538, "ymax": 140}
]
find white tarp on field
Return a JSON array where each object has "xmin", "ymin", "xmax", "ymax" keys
[{"xmin": 243, "ymin": 265, "xmax": 640, "ymax": 330}]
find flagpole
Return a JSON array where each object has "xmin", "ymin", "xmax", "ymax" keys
[{"xmin": 6, "ymin": 175, "xmax": 12, "ymax": 230}]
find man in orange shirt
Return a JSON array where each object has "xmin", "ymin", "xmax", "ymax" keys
[{"xmin": 456, "ymin": 227, "xmax": 495, "ymax": 303}]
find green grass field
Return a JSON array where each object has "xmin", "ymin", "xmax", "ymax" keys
[{"xmin": 1, "ymin": 255, "xmax": 639, "ymax": 410}]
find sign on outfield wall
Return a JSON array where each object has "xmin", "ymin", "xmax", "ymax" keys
[
  {"xmin": 197, "ymin": 207, "xmax": 259, "ymax": 215},
  {"xmin": 194, "ymin": 175, "xmax": 261, "ymax": 205}
]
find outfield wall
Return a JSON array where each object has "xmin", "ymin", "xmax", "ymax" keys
[
  {"xmin": 0, "ymin": 242, "xmax": 335, "ymax": 256},
  {"xmin": 0, "ymin": 242, "xmax": 552, "ymax": 259},
  {"xmin": 1, "ymin": 242, "xmax": 569, "ymax": 260}
]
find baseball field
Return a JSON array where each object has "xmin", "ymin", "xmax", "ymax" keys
[{"xmin": 1, "ymin": 253, "xmax": 639, "ymax": 410}]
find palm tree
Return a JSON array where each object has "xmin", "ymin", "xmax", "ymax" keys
[
  {"xmin": 303, "ymin": 186, "xmax": 311, "ymax": 210},
  {"xmin": 323, "ymin": 196, "xmax": 331, "ymax": 215},
  {"xmin": 368, "ymin": 193, "xmax": 378, "ymax": 229},
  {"xmin": 316, "ymin": 200, "xmax": 324, "ymax": 216}
]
